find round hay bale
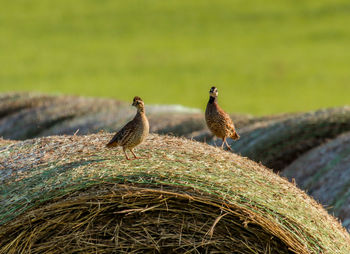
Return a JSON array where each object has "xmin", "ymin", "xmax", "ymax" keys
[
  {"xmin": 0, "ymin": 92, "xmax": 133, "ymax": 140},
  {"xmin": 229, "ymin": 107, "xmax": 350, "ymax": 171},
  {"xmin": 0, "ymin": 92, "xmax": 53, "ymax": 118},
  {"xmin": 0, "ymin": 92, "xmax": 290, "ymax": 142},
  {"xmin": 0, "ymin": 138, "xmax": 16, "ymax": 148},
  {"xmin": 282, "ymin": 132, "xmax": 350, "ymax": 231},
  {"xmin": 149, "ymin": 112, "xmax": 206, "ymax": 136},
  {"xmin": 0, "ymin": 92, "xmax": 211, "ymax": 140},
  {"xmin": 0, "ymin": 134, "xmax": 349, "ymax": 253}
]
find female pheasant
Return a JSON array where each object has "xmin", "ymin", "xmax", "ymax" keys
[
  {"xmin": 106, "ymin": 96, "xmax": 149, "ymax": 160},
  {"xmin": 205, "ymin": 86, "xmax": 240, "ymax": 150}
]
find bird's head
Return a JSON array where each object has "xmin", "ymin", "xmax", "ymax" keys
[
  {"xmin": 209, "ymin": 86, "xmax": 218, "ymax": 97},
  {"xmin": 132, "ymin": 96, "xmax": 145, "ymax": 109}
]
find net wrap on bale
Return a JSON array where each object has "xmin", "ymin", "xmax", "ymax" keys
[{"xmin": 0, "ymin": 134, "xmax": 349, "ymax": 253}]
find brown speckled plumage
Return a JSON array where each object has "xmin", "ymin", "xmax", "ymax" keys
[
  {"xmin": 205, "ymin": 87, "xmax": 239, "ymax": 150},
  {"xmin": 106, "ymin": 96, "xmax": 149, "ymax": 160}
]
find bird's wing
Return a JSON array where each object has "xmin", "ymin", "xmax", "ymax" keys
[
  {"xmin": 216, "ymin": 106, "xmax": 234, "ymax": 126},
  {"xmin": 223, "ymin": 111, "xmax": 235, "ymax": 127},
  {"xmin": 218, "ymin": 107, "xmax": 238, "ymax": 136},
  {"xmin": 106, "ymin": 120, "xmax": 136, "ymax": 146}
]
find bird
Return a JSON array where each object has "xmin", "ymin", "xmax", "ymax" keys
[
  {"xmin": 106, "ymin": 96, "xmax": 149, "ymax": 160},
  {"xmin": 205, "ymin": 86, "xmax": 240, "ymax": 150}
]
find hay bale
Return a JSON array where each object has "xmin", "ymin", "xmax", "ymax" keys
[
  {"xmin": 0, "ymin": 93, "xmax": 53, "ymax": 118},
  {"xmin": 282, "ymin": 132, "xmax": 350, "ymax": 231},
  {"xmin": 0, "ymin": 92, "xmax": 135, "ymax": 139},
  {"xmin": 0, "ymin": 92, "xmax": 214, "ymax": 140},
  {"xmin": 149, "ymin": 112, "xmax": 206, "ymax": 136},
  {"xmin": 228, "ymin": 107, "xmax": 350, "ymax": 171},
  {"xmin": 0, "ymin": 92, "xmax": 287, "ymax": 142},
  {"xmin": 0, "ymin": 134, "xmax": 349, "ymax": 253},
  {"xmin": 149, "ymin": 112, "xmax": 283, "ymax": 142},
  {"xmin": 0, "ymin": 138, "xmax": 16, "ymax": 148},
  {"xmin": 151, "ymin": 112, "xmax": 262, "ymax": 141}
]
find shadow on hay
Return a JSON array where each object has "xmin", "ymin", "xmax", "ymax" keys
[{"xmin": 0, "ymin": 184, "xmax": 293, "ymax": 254}]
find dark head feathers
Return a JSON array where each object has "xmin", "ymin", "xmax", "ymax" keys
[{"xmin": 133, "ymin": 96, "xmax": 142, "ymax": 102}]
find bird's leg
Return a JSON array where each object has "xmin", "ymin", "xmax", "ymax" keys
[
  {"xmin": 221, "ymin": 139, "xmax": 225, "ymax": 149},
  {"xmin": 130, "ymin": 148, "xmax": 139, "ymax": 159},
  {"xmin": 123, "ymin": 148, "xmax": 130, "ymax": 160},
  {"xmin": 131, "ymin": 149, "xmax": 150, "ymax": 159},
  {"xmin": 213, "ymin": 137, "xmax": 217, "ymax": 147},
  {"xmin": 224, "ymin": 138, "xmax": 232, "ymax": 151}
]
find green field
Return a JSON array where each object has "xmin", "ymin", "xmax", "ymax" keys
[{"xmin": 1, "ymin": 0, "xmax": 349, "ymax": 115}]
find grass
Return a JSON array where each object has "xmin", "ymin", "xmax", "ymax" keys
[
  {"xmin": 0, "ymin": 133, "xmax": 349, "ymax": 253},
  {"xmin": 1, "ymin": 0, "xmax": 350, "ymax": 115}
]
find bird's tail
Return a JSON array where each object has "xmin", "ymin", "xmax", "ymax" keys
[
  {"xmin": 106, "ymin": 141, "xmax": 116, "ymax": 148},
  {"xmin": 231, "ymin": 131, "xmax": 240, "ymax": 140},
  {"xmin": 106, "ymin": 133, "xmax": 119, "ymax": 148}
]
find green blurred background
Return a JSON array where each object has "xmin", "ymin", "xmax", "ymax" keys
[{"xmin": 1, "ymin": 0, "xmax": 349, "ymax": 115}]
